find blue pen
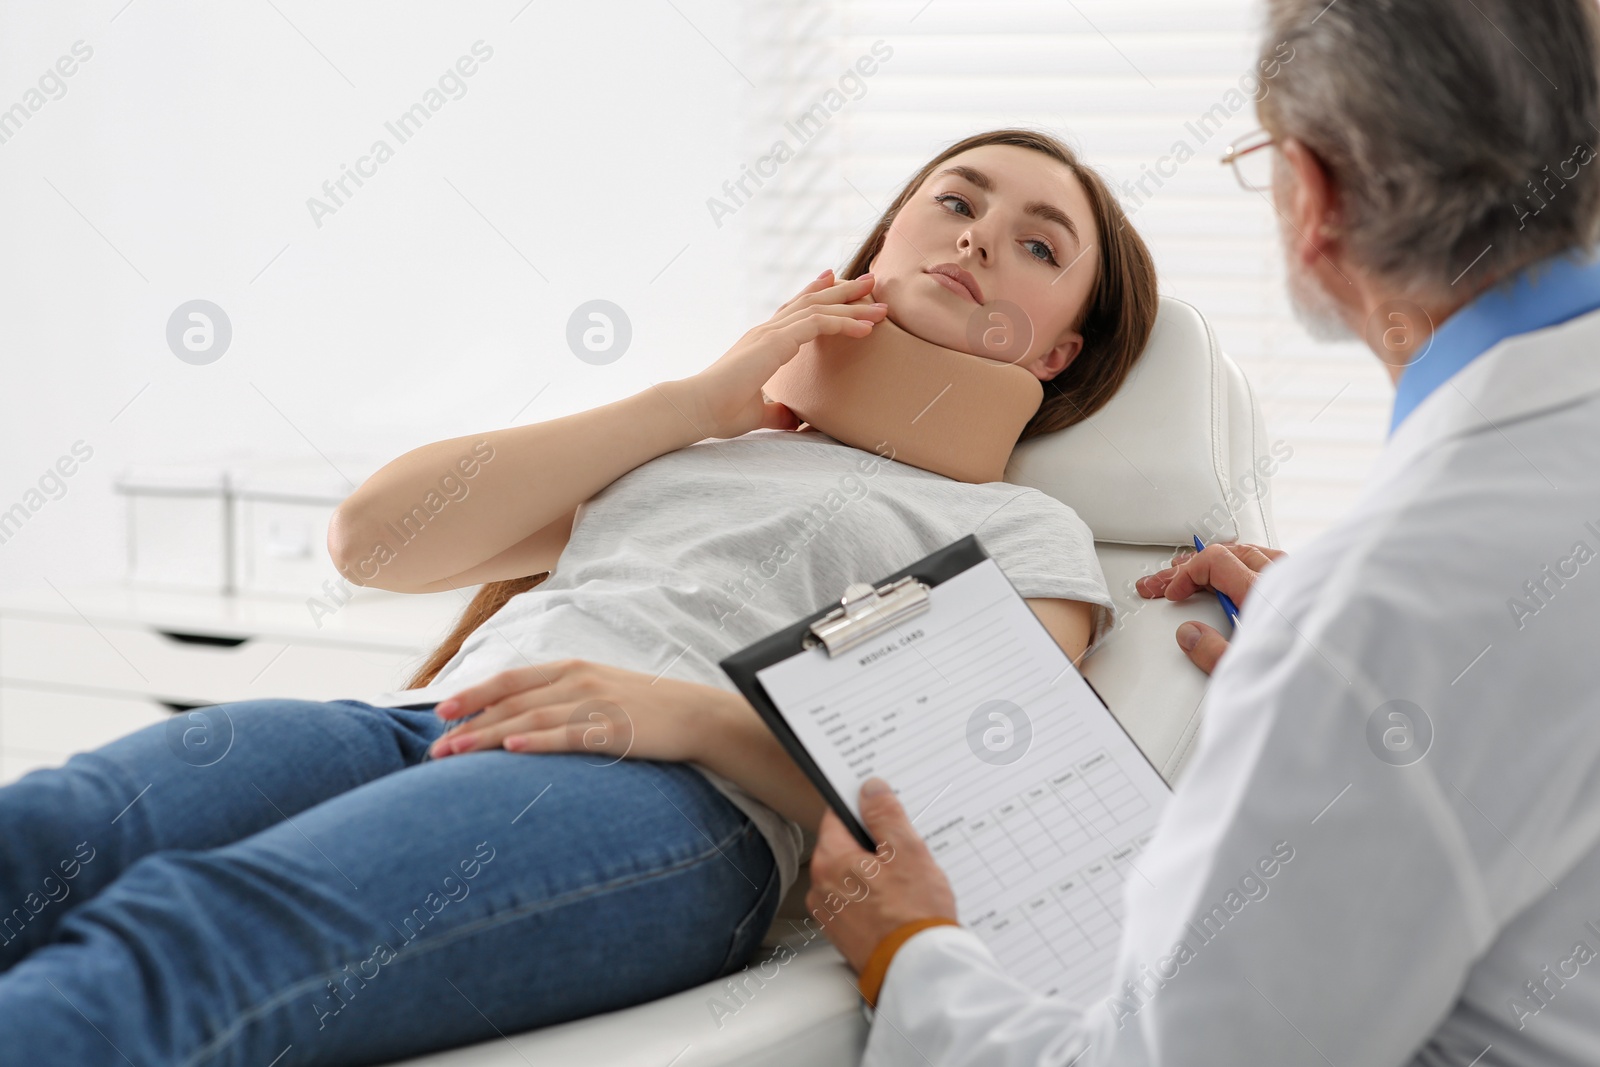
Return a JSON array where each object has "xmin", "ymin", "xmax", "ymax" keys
[{"xmin": 1191, "ymin": 535, "xmax": 1241, "ymax": 629}]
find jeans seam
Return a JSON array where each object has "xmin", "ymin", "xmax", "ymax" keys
[
  {"xmin": 715, "ymin": 845, "xmax": 779, "ymax": 975},
  {"xmin": 177, "ymin": 818, "xmax": 758, "ymax": 1067}
]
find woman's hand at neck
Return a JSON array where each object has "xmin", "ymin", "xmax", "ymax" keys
[{"xmin": 671, "ymin": 269, "xmax": 889, "ymax": 442}]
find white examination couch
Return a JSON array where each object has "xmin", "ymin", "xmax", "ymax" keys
[{"xmin": 392, "ymin": 296, "xmax": 1279, "ymax": 1067}]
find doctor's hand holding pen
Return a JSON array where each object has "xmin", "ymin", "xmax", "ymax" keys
[{"xmin": 1135, "ymin": 541, "xmax": 1285, "ymax": 674}]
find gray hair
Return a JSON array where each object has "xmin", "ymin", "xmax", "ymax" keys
[{"xmin": 1260, "ymin": 0, "xmax": 1600, "ymax": 298}]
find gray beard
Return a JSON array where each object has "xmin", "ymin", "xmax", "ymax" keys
[{"xmin": 1280, "ymin": 217, "xmax": 1356, "ymax": 342}]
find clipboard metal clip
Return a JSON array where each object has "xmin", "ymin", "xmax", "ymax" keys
[{"xmin": 803, "ymin": 575, "xmax": 931, "ymax": 657}]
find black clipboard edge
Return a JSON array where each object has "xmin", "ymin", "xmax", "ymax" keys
[{"xmin": 719, "ymin": 535, "xmax": 990, "ymax": 852}]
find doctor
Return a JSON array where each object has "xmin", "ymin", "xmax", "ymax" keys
[{"xmin": 807, "ymin": 0, "xmax": 1600, "ymax": 1063}]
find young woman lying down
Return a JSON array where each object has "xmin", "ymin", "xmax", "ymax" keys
[{"xmin": 0, "ymin": 128, "xmax": 1157, "ymax": 1065}]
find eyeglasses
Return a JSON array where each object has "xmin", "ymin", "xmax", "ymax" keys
[{"xmin": 1220, "ymin": 128, "xmax": 1276, "ymax": 192}]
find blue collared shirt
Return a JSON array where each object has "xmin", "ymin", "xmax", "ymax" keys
[{"xmin": 1389, "ymin": 248, "xmax": 1600, "ymax": 434}]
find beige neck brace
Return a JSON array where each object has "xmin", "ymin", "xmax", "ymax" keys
[{"xmin": 763, "ymin": 317, "xmax": 1044, "ymax": 484}]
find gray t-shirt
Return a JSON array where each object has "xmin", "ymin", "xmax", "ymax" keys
[{"xmin": 364, "ymin": 428, "xmax": 1116, "ymax": 898}]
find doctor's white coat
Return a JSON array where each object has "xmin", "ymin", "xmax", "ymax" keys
[{"xmin": 865, "ymin": 310, "xmax": 1600, "ymax": 1066}]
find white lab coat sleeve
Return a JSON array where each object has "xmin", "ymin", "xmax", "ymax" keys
[
  {"xmin": 864, "ymin": 925, "xmax": 1093, "ymax": 1067},
  {"xmin": 864, "ymin": 572, "xmax": 1502, "ymax": 1067}
]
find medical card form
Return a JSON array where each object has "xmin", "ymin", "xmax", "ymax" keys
[{"xmin": 721, "ymin": 535, "xmax": 1170, "ymax": 1002}]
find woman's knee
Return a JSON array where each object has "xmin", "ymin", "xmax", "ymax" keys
[{"xmin": 169, "ymin": 697, "xmax": 443, "ymax": 766}]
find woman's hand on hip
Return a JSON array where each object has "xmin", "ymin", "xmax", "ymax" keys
[
  {"xmin": 1135, "ymin": 542, "xmax": 1286, "ymax": 674},
  {"xmin": 431, "ymin": 660, "xmax": 827, "ymax": 824},
  {"xmin": 428, "ymin": 659, "xmax": 719, "ymax": 763},
  {"xmin": 681, "ymin": 269, "xmax": 888, "ymax": 440}
]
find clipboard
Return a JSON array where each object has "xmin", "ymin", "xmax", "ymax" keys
[
  {"xmin": 720, "ymin": 533, "xmax": 1116, "ymax": 852},
  {"xmin": 721, "ymin": 533, "xmax": 1173, "ymax": 1001}
]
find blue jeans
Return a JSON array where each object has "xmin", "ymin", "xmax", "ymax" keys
[{"xmin": 0, "ymin": 698, "xmax": 779, "ymax": 1066}]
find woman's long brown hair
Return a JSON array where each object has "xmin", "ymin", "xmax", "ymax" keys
[
  {"xmin": 404, "ymin": 572, "xmax": 544, "ymax": 689},
  {"xmin": 404, "ymin": 128, "xmax": 1158, "ymax": 690}
]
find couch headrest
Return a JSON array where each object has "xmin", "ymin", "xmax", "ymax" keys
[{"xmin": 1005, "ymin": 296, "xmax": 1271, "ymax": 547}]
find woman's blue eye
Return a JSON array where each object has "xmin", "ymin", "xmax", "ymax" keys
[
  {"xmin": 935, "ymin": 194, "xmax": 972, "ymax": 216},
  {"xmin": 1024, "ymin": 239, "xmax": 1059, "ymax": 266}
]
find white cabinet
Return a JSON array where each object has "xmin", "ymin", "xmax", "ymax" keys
[
  {"xmin": 114, "ymin": 457, "xmax": 383, "ymax": 596},
  {"xmin": 0, "ymin": 583, "xmax": 467, "ymax": 784}
]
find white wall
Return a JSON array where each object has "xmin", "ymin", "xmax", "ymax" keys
[{"xmin": 0, "ymin": 0, "xmax": 753, "ymax": 595}]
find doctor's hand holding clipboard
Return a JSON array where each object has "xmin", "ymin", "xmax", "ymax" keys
[{"xmin": 1135, "ymin": 539, "xmax": 1286, "ymax": 674}]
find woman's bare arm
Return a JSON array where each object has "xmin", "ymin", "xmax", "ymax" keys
[
  {"xmin": 328, "ymin": 387, "xmax": 701, "ymax": 592},
  {"xmin": 1027, "ymin": 597, "xmax": 1094, "ymax": 663},
  {"xmin": 698, "ymin": 689, "xmax": 828, "ymax": 827},
  {"xmin": 379, "ymin": 506, "xmax": 579, "ymax": 595},
  {"xmin": 329, "ymin": 272, "xmax": 889, "ymax": 594}
]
